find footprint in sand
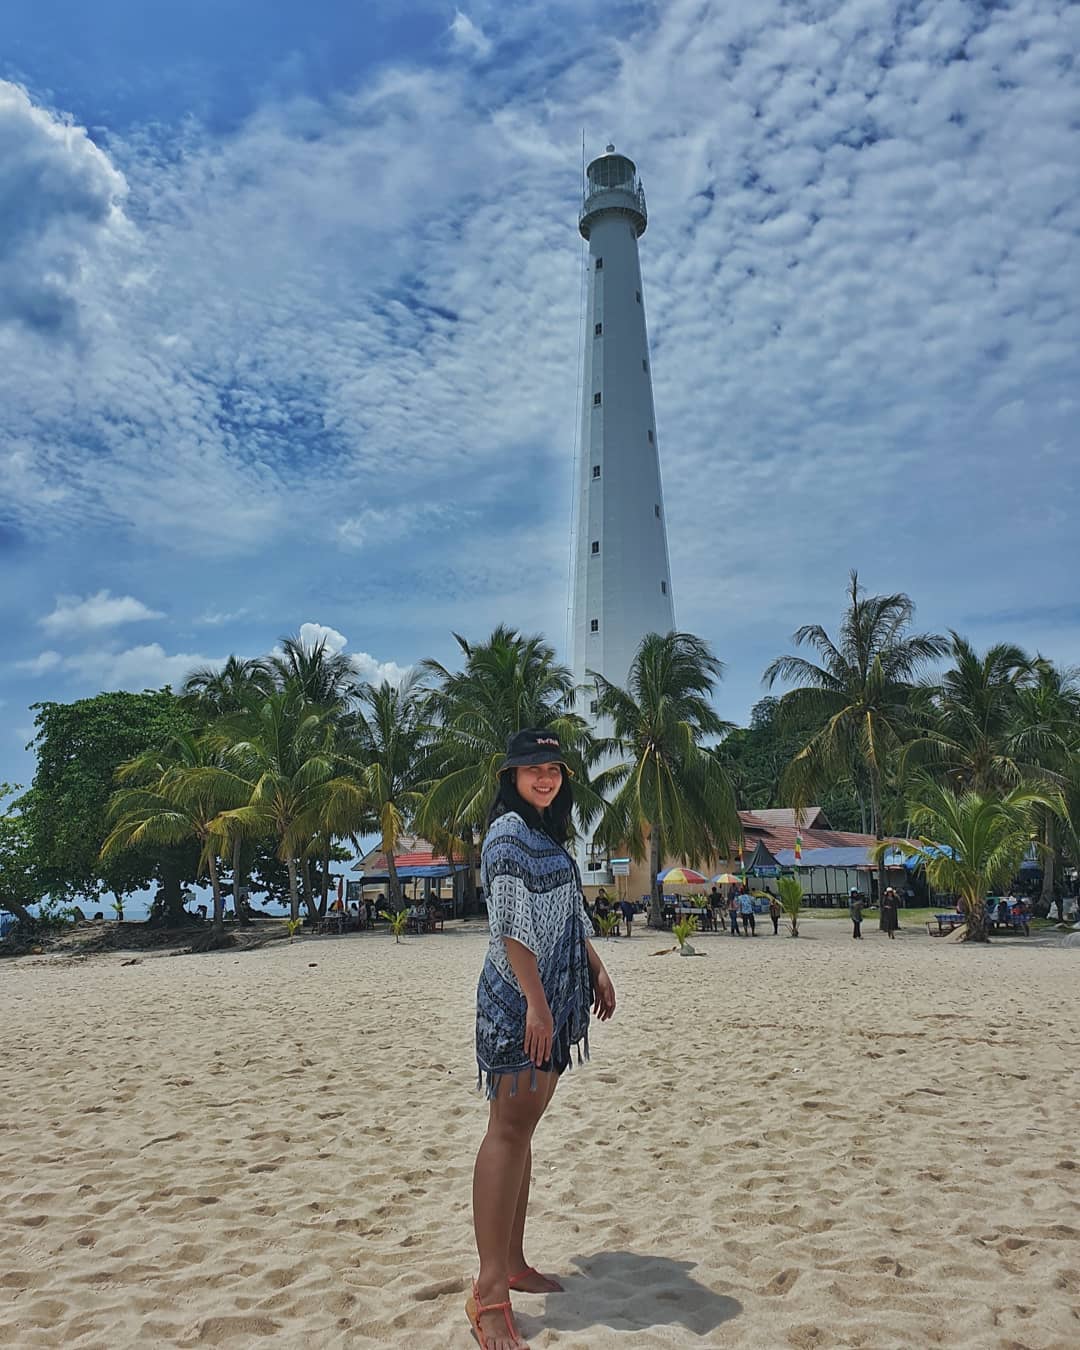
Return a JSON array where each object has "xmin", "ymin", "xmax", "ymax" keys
[{"xmin": 761, "ymin": 1269, "xmax": 800, "ymax": 1296}]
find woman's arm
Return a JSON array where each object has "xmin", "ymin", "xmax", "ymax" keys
[
  {"xmin": 504, "ymin": 937, "xmax": 553, "ymax": 1067},
  {"xmin": 584, "ymin": 939, "xmax": 616, "ymax": 1020}
]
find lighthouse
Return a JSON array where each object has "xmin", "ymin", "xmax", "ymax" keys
[
  {"xmin": 570, "ymin": 145, "xmax": 675, "ymax": 880},
  {"xmin": 570, "ymin": 146, "xmax": 675, "ymax": 692}
]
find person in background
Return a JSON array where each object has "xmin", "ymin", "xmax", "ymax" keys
[
  {"xmin": 881, "ymin": 887, "xmax": 899, "ymax": 939},
  {"xmin": 1012, "ymin": 896, "xmax": 1030, "ymax": 935},
  {"xmin": 728, "ymin": 890, "xmax": 740, "ymax": 936},
  {"xmin": 709, "ymin": 885, "xmax": 727, "ymax": 931},
  {"xmin": 849, "ymin": 889, "xmax": 864, "ymax": 939},
  {"xmin": 768, "ymin": 893, "xmax": 781, "ymax": 935},
  {"xmin": 739, "ymin": 887, "xmax": 756, "ymax": 936},
  {"xmin": 619, "ymin": 896, "xmax": 636, "ymax": 938}
]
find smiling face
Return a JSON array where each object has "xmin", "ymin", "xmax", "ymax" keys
[{"xmin": 514, "ymin": 761, "xmax": 564, "ymax": 812}]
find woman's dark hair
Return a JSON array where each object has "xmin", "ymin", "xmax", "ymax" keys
[{"xmin": 487, "ymin": 766, "xmax": 574, "ymax": 844}]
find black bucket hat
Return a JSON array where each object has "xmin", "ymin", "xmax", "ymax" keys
[{"xmin": 498, "ymin": 728, "xmax": 573, "ymax": 775}]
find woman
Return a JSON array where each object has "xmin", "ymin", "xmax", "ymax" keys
[
  {"xmin": 881, "ymin": 887, "xmax": 899, "ymax": 939},
  {"xmin": 768, "ymin": 893, "xmax": 782, "ymax": 935},
  {"xmin": 468, "ymin": 729, "xmax": 616, "ymax": 1350}
]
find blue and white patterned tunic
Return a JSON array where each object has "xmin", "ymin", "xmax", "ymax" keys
[{"xmin": 475, "ymin": 810, "xmax": 594, "ymax": 1098}]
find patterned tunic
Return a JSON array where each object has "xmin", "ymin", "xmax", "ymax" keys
[{"xmin": 475, "ymin": 811, "xmax": 594, "ymax": 1098}]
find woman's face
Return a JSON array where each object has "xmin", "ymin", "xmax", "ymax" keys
[{"xmin": 515, "ymin": 761, "xmax": 563, "ymax": 812}]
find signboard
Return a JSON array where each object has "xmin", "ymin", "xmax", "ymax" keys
[{"xmin": 611, "ymin": 858, "xmax": 631, "ymax": 877}]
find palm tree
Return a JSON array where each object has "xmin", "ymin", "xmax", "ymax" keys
[
  {"xmin": 345, "ymin": 675, "xmax": 427, "ymax": 910},
  {"xmin": 210, "ymin": 691, "xmax": 367, "ymax": 922},
  {"xmin": 904, "ymin": 633, "xmax": 1036, "ymax": 793},
  {"xmin": 591, "ymin": 632, "xmax": 739, "ymax": 928},
  {"xmin": 416, "ymin": 628, "xmax": 602, "ymax": 893},
  {"xmin": 101, "ymin": 732, "xmax": 249, "ymax": 940},
  {"xmin": 764, "ymin": 570, "xmax": 948, "ymax": 904},
  {"xmin": 1010, "ymin": 661, "xmax": 1080, "ymax": 909},
  {"xmin": 180, "ymin": 655, "xmax": 274, "ymax": 715},
  {"xmin": 874, "ymin": 779, "xmax": 1056, "ymax": 942},
  {"xmin": 269, "ymin": 633, "xmax": 359, "ymax": 709},
  {"xmin": 181, "ymin": 654, "xmax": 274, "ymax": 922}
]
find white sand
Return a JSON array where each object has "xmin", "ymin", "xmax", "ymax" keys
[{"xmin": 2, "ymin": 919, "xmax": 1079, "ymax": 1349}]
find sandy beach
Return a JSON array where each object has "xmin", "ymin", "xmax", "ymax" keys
[{"xmin": 2, "ymin": 918, "xmax": 1078, "ymax": 1349}]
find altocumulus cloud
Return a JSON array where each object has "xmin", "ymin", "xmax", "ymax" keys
[{"xmin": 0, "ymin": 0, "xmax": 1078, "ymax": 747}]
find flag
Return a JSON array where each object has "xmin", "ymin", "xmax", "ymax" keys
[{"xmin": 795, "ymin": 832, "xmax": 802, "ymax": 863}]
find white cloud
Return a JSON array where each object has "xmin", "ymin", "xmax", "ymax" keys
[
  {"xmin": 350, "ymin": 652, "xmax": 412, "ymax": 688},
  {"xmin": 15, "ymin": 650, "xmax": 62, "ymax": 674},
  {"xmin": 196, "ymin": 607, "xmax": 249, "ymax": 627},
  {"xmin": 0, "ymin": 80, "xmax": 128, "ymax": 334},
  {"xmin": 296, "ymin": 622, "xmax": 348, "ymax": 655},
  {"xmin": 449, "ymin": 10, "xmax": 493, "ymax": 59},
  {"xmin": 40, "ymin": 590, "xmax": 164, "ymax": 635},
  {"xmin": 14, "ymin": 644, "xmax": 217, "ymax": 690},
  {"xmin": 68, "ymin": 644, "xmax": 217, "ymax": 690}
]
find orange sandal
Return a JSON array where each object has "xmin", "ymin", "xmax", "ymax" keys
[{"xmin": 465, "ymin": 1279, "xmax": 527, "ymax": 1349}]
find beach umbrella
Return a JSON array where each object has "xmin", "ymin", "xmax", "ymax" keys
[
  {"xmin": 658, "ymin": 866, "xmax": 707, "ymax": 886},
  {"xmin": 710, "ymin": 872, "xmax": 742, "ymax": 885}
]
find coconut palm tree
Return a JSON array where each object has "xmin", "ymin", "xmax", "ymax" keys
[
  {"xmin": 874, "ymin": 779, "xmax": 1057, "ymax": 942},
  {"xmin": 101, "ymin": 732, "xmax": 250, "ymax": 940},
  {"xmin": 180, "ymin": 655, "xmax": 274, "ymax": 716},
  {"xmin": 904, "ymin": 634, "xmax": 1037, "ymax": 794},
  {"xmin": 1009, "ymin": 661, "xmax": 1080, "ymax": 908},
  {"xmin": 210, "ymin": 691, "xmax": 367, "ymax": 922},
  {"xmin": 181, "ymin": 654, "xmax": 274, "ymax": 922},
  {"xmin": 591, "ymin": 631, "xmax": 739, "ymax": 928},
  {"xmin": 269, "ymin": 633, "xmax": 359, "ymax": 710},
  {"xmin": 416, "ymin": 628, "xmax": 603, "ymax": 884},
  {"xmin": 344, "ymin": 675, "xmax": 427, "ymax": 910},
  {"xmin": 764, "ymin": 570, "xmax": 948, "ymax": 904}
]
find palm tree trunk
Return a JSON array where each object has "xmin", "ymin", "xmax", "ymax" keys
[
  {"xmin": 302, "ymin": 858, "xmax": 319, "ymax": 921},
  {"xmin": 648, "ymin": 825, "xmax": 663, "ymax": 929},
  {"xmin": 208, "ymin": 851, "xmax": 224, "ymax": 937},
  {"xmin": 963, "ymin": 886, "xmax": 990, "ymax": 942},
  {"xmin": 463, "ymin": 830, "xmax": 477, "ymax": 913},
  {"xmin": 286, "ymin": 854, "xmax": 300, "ymax": 923},
  {"xmin": 321, "ymin": 837, "xmax": 331, "ymax": 914},
  {"xmin": 232, "ymin": 836, "xmax": 250, "ymax": 925},
  {"xmin": 1040, "ymin": 813, "xmax": 1056, "ymax": 913},
  {"xmin": 386, "ymin": 851, "xmax": 404, "ymax": 911},
  {"xmin": 870, "ymin": 766, "xmax": 886, "ymax": 912}
]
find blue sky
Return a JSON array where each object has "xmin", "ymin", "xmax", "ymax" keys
[{"xmin": 2, "ymin": 0, "xmax": 1079, "ymax": 796}]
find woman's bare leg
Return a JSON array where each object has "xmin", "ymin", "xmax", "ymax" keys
[
  {"xmin": 471, "ymin": 1071, "xmax": 556, "ymax": 1347},
  {"xmin": 507, "ymin": 1074, "xmax": 564, "ymax": 1293}
]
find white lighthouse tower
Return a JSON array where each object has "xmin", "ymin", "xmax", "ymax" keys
[{"xmin": 570, "ymin": 145, "xmax": 675, "ymax": 879}]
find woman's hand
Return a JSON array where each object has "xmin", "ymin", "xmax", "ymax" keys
[
  {"xmin": 592, "ymin": 966, "xmax": 616, "ymax": 1021},
  {"xmin": 524, "ymin": 999, "xmax": 554, "ymax": 1067}
]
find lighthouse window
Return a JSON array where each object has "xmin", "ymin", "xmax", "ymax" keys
[
  {"xmin": 591, "ymin": 540, "xmax": 599, "ymax": 555},
  {"xmin": 647, "ymin": 428, "xmax": 654, "ymax": 443},
  {"xmin": 661, "ymin": 580, "xmax": 668, "ymax": 595},
  {"xmin": 595, "ymin": 257, "xmax": 604, "ymax": 270},
  {"xmin": 594, "ymin": 322, "xmax": 602, "ymax": 336},
  {"xmin": 590, "ymin": 619, "xmax": 599, "ymax": 632},
  {"xmin": 593, "ymin": 391, "xmax": 602, "ymax": 406},
  {"xmin": 642, "ymin": 359, "xmax": 648, "ymax": 372},
  {"xmin": 655, "ymin": 504, "xmax": 661, "ymax": 517},
  {"xmin": 635, "ymin": 290, "xmax": 641, "ymax": 303},
  {"xmin": 590, "ymin": 700, "xmax": 599, "ymax": 714},
  {"xmin": 592, "ymin": 465, "xmax": 601, "ymax": 479}
]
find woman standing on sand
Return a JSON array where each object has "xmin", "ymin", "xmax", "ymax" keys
[
  {"xmin": 881, "ymin": 887, "xmax": 899, "ymax": 939},
  {"xmin": 468, "ymin": 729, "xmax": 617, "ymax": 1350}
]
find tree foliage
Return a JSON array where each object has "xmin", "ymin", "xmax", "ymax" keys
[{"xmin": 22, "ymin": 691, "xmax": 200, "ymax": 904}]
